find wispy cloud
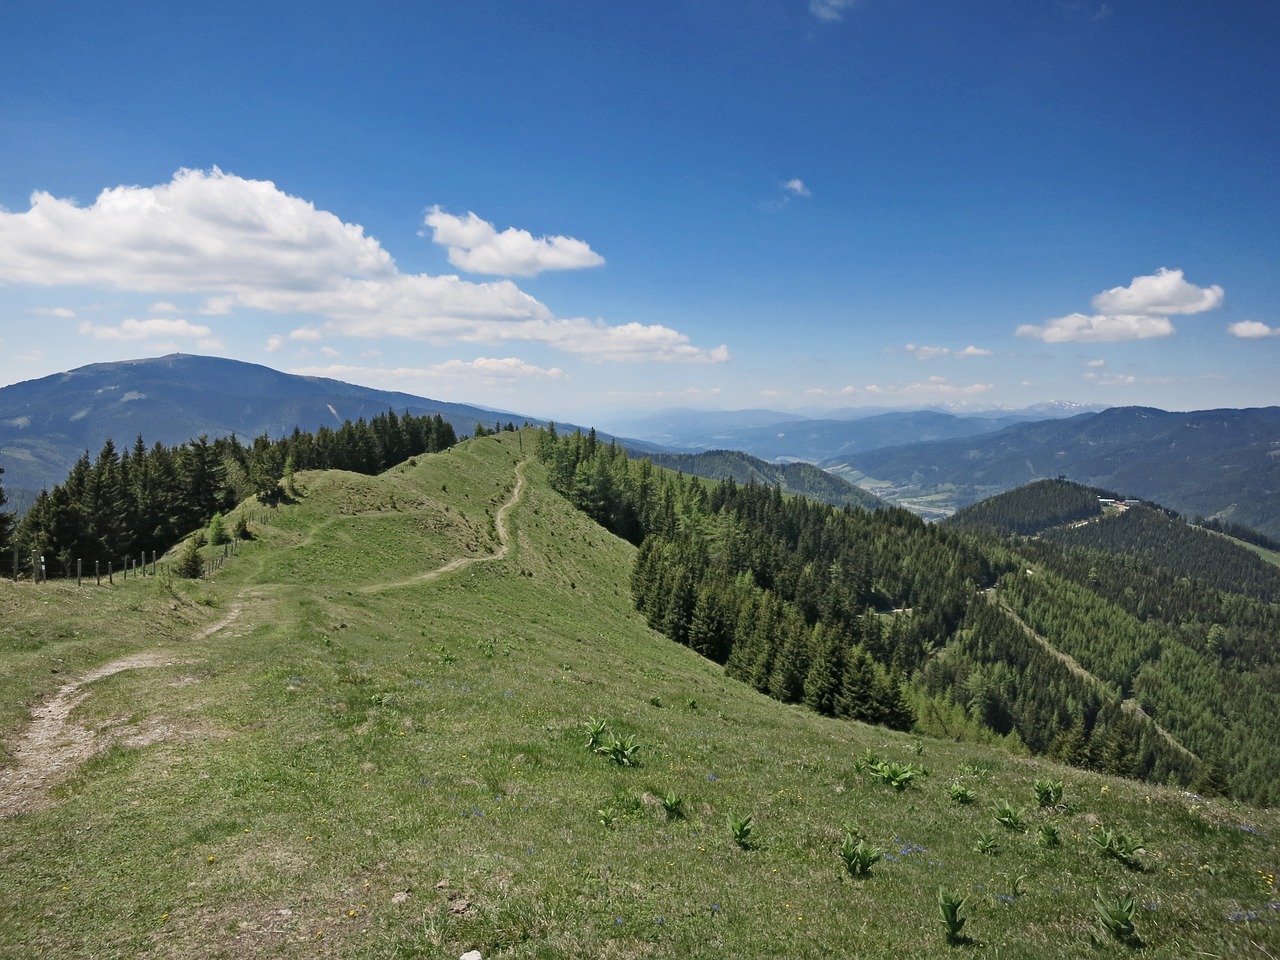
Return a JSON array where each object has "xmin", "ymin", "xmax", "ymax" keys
[
  {"xmin": 904, "ymin": 343, "xmax": 993, "ymax": 360},
  {"xmin": 289, "ymin": 358, "xmax": 568, "ymax": 388},
  {"xmin": 78, "ymin": 317, "xmax": 215, "ymax": 341},
  {"xmin": 0, "ymin": 168, "xmax": 722, "ymax": 364},
  {"xmin": 1083, "ymin": 371, "xmax": 1137, "ymax": 386},
  {"xmin": 1017, "ymin": 268, "xmax": 1223, "ymax": 343},
  {"xmin": 764, "ymin": 177, "xmax": 813, "ymax": 212},
  {"xmin": 423, "ymin": 206, "xmax": 605, "ymax": 277},
  {"xmin": 905, "ymin": 343, "xmax": 951, "ymax": 361},
  {"xmin": 864, "ymin": 376, "xmax": 994, "ymax": 397},
  {"xmin": 810, "ymin": 0, "xmax": 858, "ymax": 22}
]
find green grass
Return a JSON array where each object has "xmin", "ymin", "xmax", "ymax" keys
[{"xmin": 1, "ymin": 431, "xmax": 1278, "ymax": 958}]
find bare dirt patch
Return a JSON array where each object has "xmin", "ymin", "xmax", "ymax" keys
[
  {"xmin": 0, "ymin": 651, "xmax": 192, "ymax": 817},
  {"xmin": 0, "ymin": 604, "xmax": 244, "ymax": 818}
]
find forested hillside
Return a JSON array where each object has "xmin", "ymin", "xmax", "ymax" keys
[
  {"xmin": 1041, "ymin": 506, "xmax": 1280, "ymax": 603},
  {"xmin": 539, "ymin": 430, "xmax": 1280, "ymax": 803},
  {"xmin": 8, "ymin": 409, "xmax": 458, "ymax": 578},
  {"xmin": 642, "ymin": 448, "xmax": 885, "ymax": 510},
  {"xmin": 835, "ymin": 405, "xmax": 1280, "ymax": 539},
  {"xmin": 944, "ymin": 477, "xmax": 1113, "ymax": 536}
]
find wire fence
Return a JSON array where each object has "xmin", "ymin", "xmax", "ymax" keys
[{"xmin": 1, "ymin": 536, "xmax": 245, "ymax": 585}]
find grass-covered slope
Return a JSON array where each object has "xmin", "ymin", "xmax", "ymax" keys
[{"xmin": 1, "ymin": 432, "xmax": 1278, "ymax": 959}]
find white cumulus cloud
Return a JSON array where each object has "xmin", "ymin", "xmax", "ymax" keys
[
  {"xmin": 0, "ymin": 166, "xmax": 393, "ymax": 292},
  {"xmin": 0, "ymin": 168, "xmax": 721, "ymax": 364},
  {"xmin": 782, "ymin": 179, "xmax": 811, "ymax": 197},
  {"xmin": 1091, "ymin": 267, "xmax": 1223, "ymax": 316},
  {"xmin": 1227, "ymin": 320, "xmax": 1280, "ymax": 339},
  {"xmin": 424, "ymin": 206, "xmax": 605, "ymax": 277},
  {"xmin": 1017, "ymin": 313, "xmax": 1175, "ymax": 343},
  {"xmin": 1018, "ymin": 268, "xmax": 1224, "ymax": 344}
]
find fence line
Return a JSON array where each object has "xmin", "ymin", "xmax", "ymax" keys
[{"xmin": 4, "ymin": 540, "xmax": 241, "ymax": 586}]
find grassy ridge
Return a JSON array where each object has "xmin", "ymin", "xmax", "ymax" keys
[{"xmin": 1, "ymin": 431, "xmax": 1277, "ymax": 958}]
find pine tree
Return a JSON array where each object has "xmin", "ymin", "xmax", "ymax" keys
[
  {"xmin": 802, "ymin": 623, "xmax": 842, "ymax": 716},
  {"xmin": 0, "ymin": 466, "xmax": 13, "ymax": 560}
]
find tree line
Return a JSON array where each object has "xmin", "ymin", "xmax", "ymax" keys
[{"xmin": 6, "ymin": 409, "xmax": 458, "ymax": 578}]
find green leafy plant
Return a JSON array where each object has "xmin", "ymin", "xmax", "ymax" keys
[
  {"xmin": 1094, "ymin": 890, "xmax": 1138, "ymax": 944},
  {"xmin": 728, "ymin": 812, "xmax": 755, "ymax": 849},
  {"xmin": 1005, "ymin": 873, "xmax": 1029, "ymax": 898},
  {"xmin": 949, "ymin": 781, "xmax": 976, "ymax": 805},
  {"xmin": 839, "ymin": 833, "xmax": 882, "ymax": 878},
  {"xmin": 937, "ymin": 886, "xmax": 968, "ymax": 944},
  {"xmin": 598, "ymin": 807, "xmax": 618, "ymax": 829},
  {"xmin": 869, "ymin": 760, "xmax": 925, "ymax": 792},
  {"xmin": 911, "ymin": 737, "xmax": 925, "ymax": 756},
  {"xmin": 1092, "ymin": 826, "xmax": 1145, "ymax": 869},
  {"xmin": 1033, "ymin": 778, "xmax": 1064, "ymax": 807},
  {"xmin": 596, "ymin": 733, "xmax": 642, "ymax": 767},
  {"xmin": 1037, "ymin": 821, "xmax": 1061, "ymax": 848},
  {"xmin": 584, "ymin": 717, "xmax": 609, "ymax": 751},
  {"xmin": 992, "ymin": 799, "xmax": 1026, "ymax": 831},
  {"xmin": 660, "ymin": 788, "xmax": 684, "ymax": 819},
  {"xmin": 975, "ymin": 830, "xmax": 1000, "ymax": 856},
  {"xmin": 853, "ymin": 748, "xmax": 883, "ymax": 773}
]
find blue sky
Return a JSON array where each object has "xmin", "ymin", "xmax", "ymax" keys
[{"xmin": 1, "ymin": 0, "xmax": 1277, "ymax": 425}]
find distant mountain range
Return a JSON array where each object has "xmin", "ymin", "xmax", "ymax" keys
[
  {"xmin": 4, "ymin": 356, "xmax": 1277, "ymax": 542},
  {"xmin": 832, "ymin": 406, "xmax": 1280, "ymax": 539},
  {"xmin": 0, "ymin": 354, "xmax": 565, "ymax": 510},
  {"xmin": 606, "ymin": 402, "xmax": 1103, "ymax": 459}
]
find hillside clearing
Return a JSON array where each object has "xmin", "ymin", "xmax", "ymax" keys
[{"xmin": 0, "ymin": 432, "xmax": 1276, "ymax": 959}]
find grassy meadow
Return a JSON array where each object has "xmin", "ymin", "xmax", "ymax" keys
[{"xmin": 1, "ymin": 431, "xmax": 1278, "ymax": 958}]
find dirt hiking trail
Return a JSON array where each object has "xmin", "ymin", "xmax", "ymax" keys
[{"xmin": 0, "ymin": 604, "xmax": 244, "ymax": 818}]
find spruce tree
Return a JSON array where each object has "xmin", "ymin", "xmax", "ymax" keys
[{"xmin": 0, "ymin": 467, "xmax": 13, "ymax": 564}]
